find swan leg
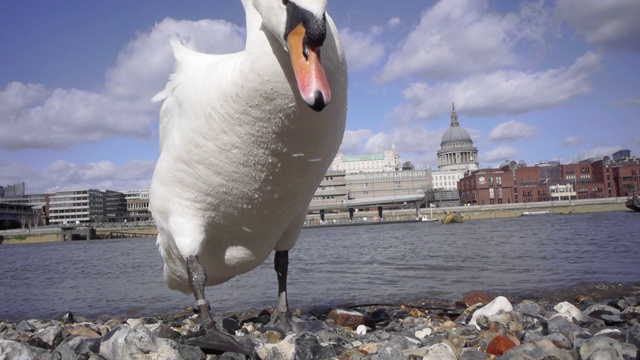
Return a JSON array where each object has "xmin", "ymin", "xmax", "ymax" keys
[
  {"xmin": 267, "ymin": 250, "xmax": 326, "ymax": 334},
  {"xmin": 183, "ymin": 255, "xmax": 255, "ymax": 357},
  {"xmin": 268, "ymin": 250, "xmax": 293, "ymax": 332}
]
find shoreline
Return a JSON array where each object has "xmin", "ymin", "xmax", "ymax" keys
[
  {"xmin": 1, "ymin": 199, "xmax": 634, "ymax": 245},
  {"xmin": 2, "ymin": 284, "xmax": 639, "ymax": 359}
]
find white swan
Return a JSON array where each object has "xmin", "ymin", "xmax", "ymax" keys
[{"xmin": 150, "ymin": 0, "xmax": 347, "ymax": 355}]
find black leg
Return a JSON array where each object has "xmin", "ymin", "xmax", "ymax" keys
[
  {"xmin": 183, "ymin": 255, "xmax": 255, "ymax": 357},
  {"xmin": 268, "ymin": 250, "xmax": 293, "ymax": 333}
]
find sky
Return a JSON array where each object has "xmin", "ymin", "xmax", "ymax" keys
[{"xmin": 1, "ymin": 0, "xmax": 639, "ymax": 193}]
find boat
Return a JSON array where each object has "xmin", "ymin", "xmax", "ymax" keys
[
  {"xmin": 626, "ymin": 191, "xmax": 640, "ymax": 212},
  {"xmin": 522, "ymin": 210, "xmax": 551, "ymax": 216}
]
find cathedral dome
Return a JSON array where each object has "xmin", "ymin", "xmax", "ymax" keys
[
  {"xmin": 441, "ymin": 126, "xmax": 472, "ymax": 146},
  {"xmin": 440, "ymin": 103, "xmax": 472, "ymax": 147}
]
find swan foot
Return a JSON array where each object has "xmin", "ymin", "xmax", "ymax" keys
[
  {"xmin": 182, "ymin": 324, "xmax": 256, "ymax": 357},
  {"xmin": 266, "ymin": 310, "xmax": 325, "ymax": 335}
]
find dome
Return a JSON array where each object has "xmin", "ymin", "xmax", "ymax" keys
[
  {"xmin": 440, "ymin": 103, "xmax": 472, "ymax": 146},
  {"xmin": 441, "ymin": 126, "xmax": 472, "ymax": 146}
]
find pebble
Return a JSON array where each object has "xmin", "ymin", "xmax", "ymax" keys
[{"xmin": 1, "ymin": 293, "xmax": 639, "ymax": 359}]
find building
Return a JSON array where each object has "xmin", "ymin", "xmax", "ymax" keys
[
  {"xmin": 310, "ymin": 171, "xmax": 348, "ymax": 207},
  {"xmin": 345, "ymin": 170, "xmax": 431, "ymax": 201},
  {"xmin": 0, "ymin": 183, "xmax": 25, "ymax": 198},
  {"xmin": 436, "ymin": 104, "xmax": 478, "ymax": 173},
  {"xmin": 459, "ymin": 153, "xmax": 640, "ymax": 205},
  {"xmin": 124, "ymin": 189, "xmax": 152, "ymax": 222},
  {"xmin": 331, "ymin": 145, "xmax": 400, "ymax": 174},
  {"xmin": 430, "ymin": 104, "xmax": 479, "ymax": 206},
  {"xmin": 48, "ymin": 189, "xmax": 106, "ymax": 225},
  {"xmin": 458, "ymin": 168, "xmax": 515, "ymax": 205}
]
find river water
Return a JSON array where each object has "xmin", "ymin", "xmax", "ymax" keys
[{"xmin": 1, "ymin": 211, "xmax": 639, "ymax": 322}]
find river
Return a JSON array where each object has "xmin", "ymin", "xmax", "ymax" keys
[{"xmin": 1, "ymin": 211, "xmax": 639, "ymax": 322}]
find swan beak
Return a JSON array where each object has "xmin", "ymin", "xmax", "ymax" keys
[{"xmin": 286, "ymin": 23, "xmax": 331, "ymax": 112}]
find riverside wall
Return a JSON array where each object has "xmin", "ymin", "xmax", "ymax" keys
[{"xmin": 0, "ymin": 197, "xmax": 634, "ymax": 244}]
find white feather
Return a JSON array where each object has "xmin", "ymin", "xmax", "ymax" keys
[{"xmin": 150, "ymin": 2, "xmax": 347, "ymax": 293}]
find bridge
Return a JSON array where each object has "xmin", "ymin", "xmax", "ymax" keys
[
  {"xmin": 308, "ymin": 194, "xmax": 426, "ymax": 221},
  {"xmin": 0, "ymin": 202, "xmax": 42, "ymax": 230}
]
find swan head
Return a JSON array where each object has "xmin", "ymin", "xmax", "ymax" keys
[{"xmin": 251, "ymin": 0, "xmax": 331, "ymax": 112}]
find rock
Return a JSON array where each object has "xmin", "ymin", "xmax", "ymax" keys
[
  {"xmin": 223, "ymin": 316, "xmax": 241, "ymax": 334},
  {"xmin": 34, "ymin": 324, "xmax": 63, "ymax": 349},
  {"xmin": 99, "ymin": 325, "xmax": 184, "ymax": 360},
  {"xmin": 257, "ymin": 332, "xmax": 339, "ymax": 360},
  {"xmin": 544, "ymin": 315, "xmax": 587, "ymax": 344},
  {"xmin": 405, "ymin": 342, "xmax": 457, "ymax": 360},
  {"xmin": 627, "ymin": 325, "xmax": 640, "ymax": 348},
  {"xmin": 486, "ymin": 335, "xmax": 517, "ymax": 355},
  {"xmin": 372, "ymin": 346, "xmax": 406, "ymax": 360},
  {"xmin": 469, "ymin": 296, "xmax": 513, "ymax": 330},
  {"xmin": 579, "ymin": 336, "xmax": 623, "ymax": 360},
  {"xmin": 0, "ymin": 339, "xmax": 39, "ymax": 359},
  {"xmin": 499, "ymin": 338, "xmax": 578, "ymax": 360},
  {"xmin": 16, "ymin": 320, "xmax": 35, "ymax": 333},
  {"xmin": 70, "ymin": 326, "xmax": 102, "ymax": 339},
  {"xmin": 461, "ymin": 292, "xmax": 491, "ymax": 307},
  {"xmin": 327, "ymin": 309, "xmax": 376, "ymax": 330},
  {"xmin": 58, "ymin": 311, "xmax": 75, "ymax": 323},
  {"xmin": 554, "ymin": 301, "xmax": 588, "ymax": 323}
]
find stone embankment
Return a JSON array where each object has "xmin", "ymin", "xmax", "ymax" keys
[{"xmin": 1, "ymin": 293, "xmax": 639, "ymax": 359}]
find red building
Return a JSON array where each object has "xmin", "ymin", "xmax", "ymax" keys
[
  {"xmin": 458, "ymin": 154, "xmax": 640, "ymax": 205},
  {"xmin": 458, "ymin": 169, "xmax": 515, "ymax": 205}
]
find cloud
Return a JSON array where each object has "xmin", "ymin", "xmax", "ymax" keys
[
  {"xmin": 392, "ymin": 51, "xmax": 602, "ymax": 121},
  {"xmin": 388, "ymin": 17, "xmax": 401, "ymax": 28},
  {"xmin": 0, "ymin": 159, "xmax": 156, "ymax": 193},
  {"xmin": 487, "ymin": 120, "xmax": 538, "ymax": 144},
  {"xmin": 573, "ymin": 145, "xmax": 623, "ymax": 163},
  {"xmin": 562, "ymin": 135, "xmax": 583, "ymax": 146},
  {"xmin": 482, "ymin": 146, "xmax": 519, "ymax": 164},
  {"xmin": 340, "ymin": 27, "xmax": 386, "ymax": 72},
  {"xmin": 556, "ymin": 0, "xmax": 640, "ymax": 52},
  {"xmin": 379, "ymin": 0, "xmax": 552, "ymax": 82},
  {"xmin": 615, "ymin": 96, "xmax": 640, "ymax": 106},
  {"xmin": 0, "ymin": 18, "xmax": 245, "ymax": 151}
]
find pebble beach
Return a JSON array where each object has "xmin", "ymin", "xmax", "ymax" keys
[{"xmin": 2, "ymin": 290, "xmax": 640, "ymax": 359}]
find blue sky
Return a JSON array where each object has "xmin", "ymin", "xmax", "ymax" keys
[{"xmin": 1, "ymin": 0, "xmax": 639, "ymax": 193}]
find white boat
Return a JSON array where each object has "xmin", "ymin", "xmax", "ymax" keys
[{"xmin": 522, "ymin": 210, "xmax": 551, "ymax": 216}]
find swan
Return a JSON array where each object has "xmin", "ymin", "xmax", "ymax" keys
[{"xmin": 149, "ymin": 0, "xmax": 347, "ymax": 355}]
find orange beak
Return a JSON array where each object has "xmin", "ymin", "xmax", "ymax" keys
[{"xmin": 286, "ymin": 23, "xmax": 331, "ymax": 112}]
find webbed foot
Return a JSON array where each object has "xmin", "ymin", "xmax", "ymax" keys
[{"xmin": 182, "ymin": 323, "xmax": 256, "ymax": 358}]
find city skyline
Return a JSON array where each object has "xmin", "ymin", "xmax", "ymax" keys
[{"xmin": 1, "ymin": 0, "xmax": 639, "ymax": 192}]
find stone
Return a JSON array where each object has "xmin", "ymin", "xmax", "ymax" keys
[
  {"xmin": 544, "ymin": 315, "xmax": 587, "ymax": 344},
  {"xmin": 359, "ymin": 341, "xmax": 379, "ymax": 354},
  {"xmin": 499, "ymin": 338, "xmax": 578, "ymax": 360},
  {"xmin": 627, "ymin": 325, "xmax": 640, "ymax": 348},
  {"xmin": 469, "ymin": 296, "xmax": 513, "ymax": 330},
  {"xmin": 34, "ymin": 324, "xmax": 63, "ymax": 349},
  {"xmin": 99, "ymin": 325, "xmax": 184, "ymax": 360},
  {"xmin": 16, "ymin": 320, "xmax": 35, "ymax": 333},
  {"xmin": 459, "ymin": 349, "xmax": 488, "ymax": 360},
  {"xmin": 372, "ymin": 346, "xmax": 406, "ymax": 360},
  {"xmin": 327, "ymin": 309, "xmax": 376, "ymax": 330},
  {"xmin": 514, "ymin": 300, "xmax": 546, "ymax": 319},
  {"xmin": 0, "ymin": 339, "xmax": 38, "ymax": 359},
  {"xmin": 486, "ymin": 335, "xmax": 516, "ymax": 355},
  {"xmin": 57, "ymin": 311, "xmax": 75, "ymax": 324},
  {"xmin": 70, "ymin": 326, "xmax": 101, "ymax": 339},
  {"xmin": 579, "ymin": 336, "xmax": 623, "ymax": 360},
  {"xmin": 554, "ymin": 301, "xmax": 588, "ymax": 323},
  {"xmin": 223, "ymin": 316, "xmax": 241, "ymax": 334},
  {"xmin": 405, "ymin": 342, "xmax": 457, "ymax": 360},
  {"xmin": 461, "ymin": 292, "xmax": 491, "ymax": 307}
]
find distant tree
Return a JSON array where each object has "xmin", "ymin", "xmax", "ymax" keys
[{"xmin": 402, "ymin": 161, "xmax": 414, "ymax": 171}]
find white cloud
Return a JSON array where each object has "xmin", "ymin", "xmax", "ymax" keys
[
  {"xmin": 388, "ymin": 17, "xmax": 401, "ymax": 28},
  {"xmin": 379, "ymin": 0, "xmax": 551, "ymax": 82},
  {"xmin": 392, "ymin": 51, "xmax": 602, "ymax": 121},
  {"xmin": 0, "ymin": 18, "xmax": 245, "ymax": 151},
  {"xmin": 482, "ymin": 146, "xmax": 519, "ymax": 164},
  {"xmin": 562, "ymin": 135, "xmax": 583, "ymax": 146},
  {"xmin": 340, "ymin": 27, "xmax": 386, "ymax": 72},
  {"xmin": 0, "ymin": 159, "xmax": 156, "ymax": 193},
  {"xmin": 487, "ymin": 120, "xmax": 538, "ymax": 143},
  {"xmin": 573, "ymin": 146, "xmax": 623, "ymax": 163},
  {"xmin": 556, "ymin": 0, "xmax": 640, "ymax": 52},
  {"xmin": 615, "ymin": 96, "xmax": 640, "ymax": 106}
]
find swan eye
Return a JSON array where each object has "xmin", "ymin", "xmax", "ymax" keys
[{"xmin": 282, "ymin": 0, "xmax": 289, "ymax": 5}]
